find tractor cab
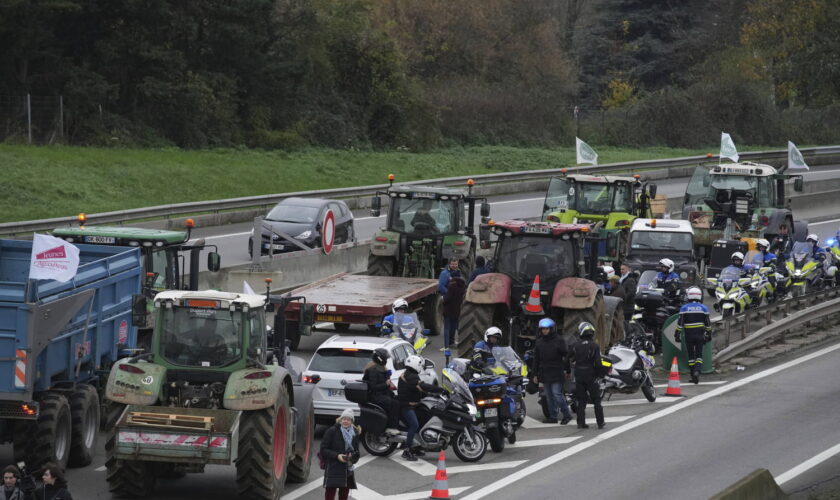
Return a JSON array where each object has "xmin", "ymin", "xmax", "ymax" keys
[
  {"xmin": 542, "ymin": 172, "xmax": 656, "ymax": 227},
  {"xmin": 368, "ymin": 176, "xmax": 489, "ymax": 278}
]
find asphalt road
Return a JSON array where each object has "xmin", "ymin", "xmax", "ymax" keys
[{"xmin": 190, "ymin": 167, "xmax": 840, "ymax": 272}]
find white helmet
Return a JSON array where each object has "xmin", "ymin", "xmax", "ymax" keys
[
  {"xmin": 602, "ymin": 266, "xmax": 615, "ymax": 280},
  {"xmin": 658, "ymin": 258, "xmax": 675, "ymax": 273},
  {"xmin": 484, "ymin": 326, "xmax": 503, "ymax": 343},
  {"xmin": 686, "ymin": 287, "xmax": 702, "ymax": 302},
  {"xmin": 404, "ymin": 355, "xmax": 424, "ymax": 373},
  {"xmin": 806, "ymin": 233, "xmax": 819, "ymax": 243},
  {"xmin": 731, "ymin": 252, "xmax": 744, "ymax": 262},
  {"xmin": 756, "ymin": 239, "xmax": 770, "ymax": 250},
  {"xmin": 392, "ymin": 298, "xmax": 409, "ymax": 314}
]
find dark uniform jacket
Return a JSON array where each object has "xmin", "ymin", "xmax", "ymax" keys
[
  {"xmin": 620, "ymin": 273, "xmax": 638, "ymax": 316},
  {"xmin": 569, "ymin": 339, "xmax": 601, "ymax": 376},
  {"xmin": 676, "ymin": 302, "xmax": 711, "ymax": 341},
  {"xmin": 321, "ymin": 423, "xmax": 360, "ymax": 489},
  {"xmin": 532, "ymin": 331, "xmax": 570, "ymax": 384},
  {"xmin": 362, "ymin": 364, "xmax": 391, "ymax": 398},
  {"xmin": 397, "ymin": 368, "xmax": 442, "ymax": 408}
]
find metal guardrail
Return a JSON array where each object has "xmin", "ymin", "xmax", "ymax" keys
[
  {"xmin": 3, "ymin": 146, "xmax": 840, "ymax": 236},
  {"xmin": 714, "ymin": 286, "xmax": 840, "ymax": 363}
]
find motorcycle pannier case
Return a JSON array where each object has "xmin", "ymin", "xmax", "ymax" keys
[
  {"xmin": 359, "ymin": 406, "xmax": 387, "ymax": 434},
  {"xmin": 344, "ymin": 382, "xmax": 369, "ymax": 404}
]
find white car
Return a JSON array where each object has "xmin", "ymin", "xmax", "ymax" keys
[{"xmin": 304, "ymin": 335, "xmax": 417, "ymax": 425}]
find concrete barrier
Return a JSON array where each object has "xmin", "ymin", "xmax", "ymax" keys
[{"xmin": 709, "ymin": 469, "xmax": 788, "ymax": 500}]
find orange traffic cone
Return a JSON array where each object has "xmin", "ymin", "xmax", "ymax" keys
[
  {"xmin": 664, "ymin": 356, "xmax": 684, "ymax": 397},
  {"xmin": 429, "ymin": 450, "xmax": 451, "ymax": 500},
  {"xmin": 524, "ymin": 275, "xmax": 543, "ymax": 314}
]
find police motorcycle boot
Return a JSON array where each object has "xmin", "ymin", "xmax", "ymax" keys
[
  {"xmin": 412, "ymin": 447, "xmax": 426, "ymax": 457},
  {"xmin": 402, "ymin": 448, "xmax": 418, "ymax": 461},
  {"xmin": 597, "ymin": 422, "xmax": 606, "ymax": 429},
  {"xmin": 560, "ymin": 415, "xmax": 572, "ymax": 425},
  {"xmin": 577, "ymin": 423, "xmax": 590, "ymax": 429}
]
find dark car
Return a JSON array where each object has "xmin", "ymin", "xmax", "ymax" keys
[{"xmin": 248, "ymin": 197, "xmax": 355, "ymax": 256}]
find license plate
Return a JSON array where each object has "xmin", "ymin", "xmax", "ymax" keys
[
  {"xmin": 484, "ymin": 408, "xmax": 498, "ymax": 417},
  {"xmin": 316, "ymin": 315, "xmax": 343, "ymax": 322},
  {"xmin": 264, "ymin": 243, "xmax": 285, "ymax": 250},
  {"xmin": 84, "ymin": 236, "xmax": 115, "ymax": 244},
  {"xmin": 328, "ymin": 389, "xmax": 344, "ymax": 397}
]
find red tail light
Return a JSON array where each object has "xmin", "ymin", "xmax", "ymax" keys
[
  {"xmin": 375, "ymin": 236, "xmax": 388, "ymax": 242},
  {"xmin": 760, "ymin": 216, "xmax": 769, "ymax": 226},
  {"xmin": 118, "ymin": 364, "xmax": 145, "ymax": 374},
  {"xmin": 453, "ymin": 241, "xmax": 465, "ymax": 246},
  {"xmin": 244, "ymin": 371, "xmax": 273, "ymax": 380},
  {"xmin": 616, "ymin": 220, "xmax": 631, "ymax": 227}
]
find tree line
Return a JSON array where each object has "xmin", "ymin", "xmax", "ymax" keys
[{"xmin": 1, "ymin": 0, "xmax": 838, "ymax": 149}]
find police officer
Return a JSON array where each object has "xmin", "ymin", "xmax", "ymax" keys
[
  {"xmin": 805, "ymin": 233, "xmax": 827, "ymax": 262},
  {"xmin": 568, "ymin": 322, "xmax": 605, "ymax": 430},
  {"xmin": 362, "ymin": 348, "xmax": 399, "ymax": 435},
  {"xmin": 468, "ymin": 327, "xmax": 502, "ymax": 375},
  {"xmin": 755, "ymin": 239, "xmax": 777, "ymax": 266},
  {"xmin": 382, "ymin": 299, "xmax": 410, "ymax": 335},
  {"xmin": 730, "ymin": 252, "xmax": 750, "ymax": 276},
  {"xmin": 652, "ymin": 258, "xmax": 680, "ymax": 290},
  {"xmin": 674, "ymin": 287, "xmax": 712, "ymax": 384},
  {"xmin": 771, "ymin": 223, "xmax": 793, "ymax": 260}
]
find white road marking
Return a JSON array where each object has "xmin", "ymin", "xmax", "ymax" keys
[
  {"xmin": 460, "ymin": 340, "xmax": 840, "ymax": 500},
  {"xmin": 520, "ymin": 415, "xmax": 634, "ymax": 429},
  {"xmin": 775, "ymin": 442, "xmax": 840, "ymax": 485},
  {"xmin": 203, "ymin": 231, "xmax": 251, "ymax": 240},
  {"xmin": 94, "ymin": 465, "xmax": 106, "ymax": 472},
  {"xmin": 653, "ymin": 380, "xmax": 726, "ymax": 388},
  {"xmin": 352, "ymin": 484, "xmax": 473, "ymax": 500},
  {"xmin": 507, "ymin": 437, "xmax": 581, "ymax": 448},
  {"xmin": 281, "ymin": 454, "xmax": 378, "ymax": 499},
  {"xmin": 388, "ymin": 453, "xmax": 438, "ymax": 476},
  {"xmin": 601, "ymin": 397, "xmax": 677, "ymax": 407},
  {"xmin": 447, "ymin": 460, "xmax": 527, "ymax": 475}
]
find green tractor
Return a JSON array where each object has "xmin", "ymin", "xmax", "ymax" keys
[
  {"xmin": 542, "ymin": 172, "xmax": 657, "ymax": 262},
  {"xmin": 368, "ymin": 176, "xmax": 490, "ymax": 278},
  {"xmin": 53, "ymin": 218, "xmax": 221, "ymax": 347},
  {"xmin": 104, "ymin": 289, "xmax": 316, "ymax": 499}
]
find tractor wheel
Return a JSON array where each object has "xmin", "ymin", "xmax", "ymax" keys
[
  {"xmin": 12, "ymin": 420, "xmax": 31, "ymax": 463},
  {"xmin": 456, "ymin": 303, "xmax": 495, "ymax": 357},
  {"xmin": 237, "ymin": 383, "xmax": 292, "ymax": 500},
  {"xmin": 68, "ymin": 384, "xmax": 100, "ymax": 467},
  {"xmin": 603, "ymin": 296, "xmax": 625, "ymax": 347},
  {"xmin": 29, "ymin": 393, "xmax": 72, "ymax": 470},
  {"xmin": 560, "ymin": 293, "xmax": 607, "ymax": 348},
  {"xmin": 288, "ymin": 390, "xmax": 315, "ymax": 483},
  {"xmin": 367, "ymin": 256, "xmax": 395, "ymax": 276},
  {"xmin": 106, "ymin": 402, "xmax": 157, "ymax": 497},
  {"xmin": 423, "ymin": 294, "xmax": 444, "ymax": 336}
]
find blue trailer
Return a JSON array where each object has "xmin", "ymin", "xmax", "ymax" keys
[{"xmin": 0, "ymin": 239, "xmax": 142, "ymax": 470}]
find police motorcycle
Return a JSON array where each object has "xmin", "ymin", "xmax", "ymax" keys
[
  {"xmin": 826, "ymin": 234, "xmax": 840, "ymax": 287},
  {"xmin": 743, "ymin": 250, "xmax": 774, "ymax": 307},
  {"xmin": 631, "ymin": 270, "xmax": 683, "ymax": 353},
  {"xmin": 345, "ymin": 363, "xmax": 487, "ymax": 462},
  {"xmin": 599, "ymin": 331, "xmax": 657, "ymax": 402},
  {"xmin": 706, "ymin": 266, "xmax": 751, "ymax": 318},
  {"xmin": 787, "ymin": 241, "xmax": 826, "ymax": 297},
  {"xmin": 451, "ymin": 347, "xmax": 527, "ymax": 453},
  {"xmin": 381, "ymin": 310, "xmax": 430, "ymax": 355}
]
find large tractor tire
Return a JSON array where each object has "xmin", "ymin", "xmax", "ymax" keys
[
  {"xmin": 12, "ymin": 420, "xmax": 31, "ymax": 463},
  {"xmin": 106, "ymin": 402, "xmax": 157, "ymax": 497},
  {"xmin": 29, "ymin": 392, "xmax": 72, "ymax": 470},
  {"xmin": 237, "ymin": 383, "xmax": 292, "ymax": 500},
  {"xmin": 560, "ymin": 293, "xmax": 608, "ymax": 348},
  {"xmin": 423, "ymin": 294, "xmax": 444, "ymax": 336},
  {"xmin": 367, "ymin": 256, "xmax": 395, "ymax": 276},
  {"xmin": 288, "ymin": 386, "xmax": 315, "ymax": 483},
  {"xmin": 456, "ymin": 303, "xmax": 495, "ymax": 357},
  {"xmin": 68, "ymin": 384, "xmax": 100, "ymax": 467},
  {"xmin": 602, "ymin": 296, "xmax": 625, "ymax": 347}
]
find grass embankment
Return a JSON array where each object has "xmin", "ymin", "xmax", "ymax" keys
[{"xmin": 1, "ymin": 144, "xmax": 722, "ymax": 223}]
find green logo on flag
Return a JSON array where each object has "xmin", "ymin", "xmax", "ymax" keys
[{"xmin": 579, "ymin": 143, "xmax": 596, "ymax": 162}]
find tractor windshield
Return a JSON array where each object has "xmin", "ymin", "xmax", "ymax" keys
[
  {"xmin": 685, "ymin": 168, "xmax": 770, "ymax": 207},
  {"xmin": 388, "ymin": 197, "xmax": 458, "ymax": 235},
  {"xmin": 494, "ymin": 235, "xmax": 576, "ymax": 284},
  {"xmin": 630, "ymin": 231, "xmax": 693, "ymax": 252},
  {"xmin": 543, "ymin": 177, "xmax": 633, "ymax": 217},
  {"xmin": 159, "ymin": 307, "xmax": 243, "ymax": 368}
]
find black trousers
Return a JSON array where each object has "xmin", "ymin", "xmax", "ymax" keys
[
  {"xmin": 370, "ymin": 394, "xmax": 400, "ymax": 428},
  {"xmin": 574, "ymin": 373, "xmax": 604, "ymax": 427},
  {"xmin": 686, "ymin": 337, "xmax": 704, "ymax": 373}
]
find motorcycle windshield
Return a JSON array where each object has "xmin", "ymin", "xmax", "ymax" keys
[
  {"xmin": 489, "ymin": 346, "xmax": 523, "ymax": 375},
  {"xmin": 636, "ymin": 270, "xmax": 659, "ymax": 292},
  {"xmin": 441, "ymin": 368, "xmax": 475, "ymax": 405},
  {"xmin": 791, "ymin": 242, "xmax": 812, "ymax": 264},
  {"xmin": 393, "ymin": 312, "xmax": 421, "ymax": 340},
  {"xmin": 719, "ymin": 266, "xmax": 742, "ymax": 282},
  {"xmin": 744, "ymin": 250, "xmax": 764, "ymax": 269}
]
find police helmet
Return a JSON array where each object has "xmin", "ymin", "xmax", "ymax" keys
[
  {"xmin": 372, "ymin": 348, "xmax": 389, "ymax": 366},
  {"xmin": 484, "ymin": 326, "xmax": 503, "ymax": 343},
  {"xmin": 578, "ymin": 322, "xmax": 595, "ymax": 338},
  {"xmin": 658, "ymin": 258, "xmax": 675, "ymax": 273},
  {"xmin": 686, "ymin": 287, "xmax": 703, "ymax": 302}
]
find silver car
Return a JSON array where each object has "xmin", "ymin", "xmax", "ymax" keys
[{"xmin": 303, "ymin": 335, "xmax": 416, "ymax": 425}]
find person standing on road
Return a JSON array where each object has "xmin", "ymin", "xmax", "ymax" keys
[
  {"xmin": 442, "ymin": 270, "xmax": 466, "ymax": 350},
  {"xmin": 568, "ymin": 322, "xmax": 605, "ymax": 430},
  {"xmin": 362, "ymin": 348, "xmax": 400, "ymax": 435},
  {"xmin": 398, "ymin": 355, "xmax": 444, "ymax": 461},
  {"xmin": 675, "ymin": 287, "xmax": 712, "ymax": 384},
  {"xmin": 619, "ymin": 264, "xmax": 638, "ymax": 320},
  {"xmin": 321, "ymin": 408, "xmax": 360, "ymax": 500},
  {"xmin": 438, "ymin": 258, "xmax": 459, "ymax": 295},
  {"xmin": 469, "ymin": 255, "xmax": 490, "ymax": 283},
  {"xmin": 29, "ymin": 463, "xmax": 72, "ymax": 500},
  {"xmin": 532, "ymin": 318, "xmax": 573, "ymax": 425},
  {"xmin": 2, "ymin": 465, "xmax": 24, "ymax": 500},
  {"xmin": 771, "ymin": 223, "xmax": 793, "ymax": 261}
]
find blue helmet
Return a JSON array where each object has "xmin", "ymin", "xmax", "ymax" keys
[{"xmin": 538, "ymin": 318, "xmax": 555, "ymax": 329}]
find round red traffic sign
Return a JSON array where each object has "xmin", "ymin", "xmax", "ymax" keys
[{"xmin": 322, "ymin": 209, "xmax": 335, "ymax": 255}]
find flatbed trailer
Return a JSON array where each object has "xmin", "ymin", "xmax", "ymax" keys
[{"xmin": 283, "ymin": 273, "xmax": 440, "ymax": 345}]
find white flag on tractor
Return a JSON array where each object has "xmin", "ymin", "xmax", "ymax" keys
[
  {"xmin": 243, "ymin": 280, "xmax": 256, "ymax": 295},
  {"xmin": 720, "ymin": 132, "xmax": 739, "ymax": 163},
  {"xmin": 29, "ymin": 233, "xmax": 80, "ymax": 282},
  {"xmin": 787, "ymin": 141, "xmax": 809, "ymax": 170},
  {"xmin": 576, "ymin": 137, "xmax": 598, "ymax": 165}
]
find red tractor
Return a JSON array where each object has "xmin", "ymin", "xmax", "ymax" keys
[{"xmin": 455, "ymin": 220, "xmax": 624, "ymax": 356}]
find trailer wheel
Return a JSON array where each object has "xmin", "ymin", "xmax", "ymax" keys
[
  {"xmin": 105, "ymin": 402, "xmax": 157, "ymax": 498},
  {"xmin": 68, "ymin": 384, "xmax": 100, "ymax": 467},
  {"xmin": 288, "ymin": 394, "xmax": 314, "ymax": 483},
  {"xmin": 237, "ymin": 383, "xmax": 292, "ymax": 499},
  {"xmin": 367, "ymin": 256, "xmax": 395, "ymax": 276},
  {"xmin": 456, "ymin": 303, "xmax": 496, "ymax": 357},
  {"xmin": 28, "ymin": 393, "xmax": 72, "ymax": 470}
]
